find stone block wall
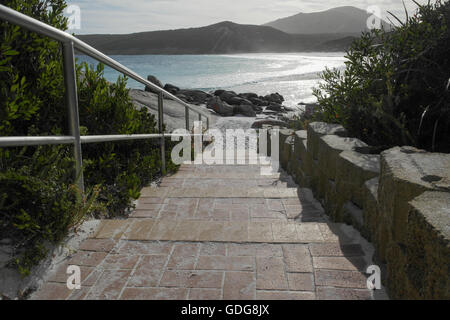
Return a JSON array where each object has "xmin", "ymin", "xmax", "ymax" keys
[{"xmin": 276, "ymin": 122, "xmax": 450, "ymax": 299}]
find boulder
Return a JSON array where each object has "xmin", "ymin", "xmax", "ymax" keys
[
  {"xmin": 251, "ymin": 119, "xmax": 288, "ymax": 129},
  {"xmin": 238, "ymin": 92, "xmax": 258, "ymax": 100},
  {"xmin": 251, "ymin": 105, "xmax": 263, "ymax": 113},
  {"xmin": 128, "ymin": 88, "xmax": 217, "ymax": 133},
  {"xmin": 233, "ymin": 105, "xmax": 256, "ymax": 117},
  {"xmin": 214, "ymin": 89, "xmax": 226, "ymax": 96},
  {"xmin": 249, "ymin": 97, "xmax": 268, "ymax": 106},
  {"xmin": 163, "ymin": 83, "xmax": 180, "ymax": 95},
  {"xmin": 145, "ymin": 75, "xmax": 163, "ymax": 93},
  {"xmin": 218, "ymin": 90, "xmax": 238, "ymax": 104},
  {"xmin": 206, "ymin": 96, "xmax": 234, "ymax": 117},
  {"xmin": 227, "ymin": 96, "xmax": 253, "ymax": 106},
  {"xmin": 177, "ymin": 90, "xmax": 211, "ymax": 105},
  {"xmin": 264, "ymin": 93, "xmax": 284, "ymax": 104},
  {"xmin": 175, "ymin": 93, "xmax": 189, "ymax": 102},
  {"xmin": 266, "ymin": 103, "xmax": 283, "ymax": 112}
]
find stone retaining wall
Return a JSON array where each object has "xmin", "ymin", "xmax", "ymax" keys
[{"xmin": 276, "ymin": 122, "xmax": 450, "ymax": 299}]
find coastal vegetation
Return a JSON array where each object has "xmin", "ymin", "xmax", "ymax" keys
[
  {"xmin": 313, "ymin": 0, "xmax": 450, "ymax": 153},
  {"xmin": 0, "ymin": 0, "xmax": 177, "ymax": 276}
]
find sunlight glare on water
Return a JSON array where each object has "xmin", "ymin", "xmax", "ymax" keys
[{"xmin": 77, "ymin": 52, "xmax": 347, "ymax": 109}]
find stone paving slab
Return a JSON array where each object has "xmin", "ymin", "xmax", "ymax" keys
[
  {"xmin": 160, "ymin": 178, "xmax": 288, "ymax": 188},
  {"xmin": 30, "ymin": 157, "xmax": 386, "ymax": 300},
  {"xmin": 94, "ymin": 219, "xmax": 344, "ymax": 244},
  {"xmin": 171, "ymin": 173, "xmax": 281, "ymax": 179},
  {"xmin": 130, "ymin": 196, "xmax": 325, "ymax": 222},
  {"xmin": 31, "ymin": 240, "xmax": 374, "ymax": 300},
  {"xmin": 140, "ymin": 187, "xmax": 299, "ymax": 198}
]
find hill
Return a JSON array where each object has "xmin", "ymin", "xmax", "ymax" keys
[
  {"xmin": 264, "ymin": 6, "xmax": 391, "ymax": 34},
  {"xmin": 76, "ymin": 21, "xmax": 356, "ymax": 54}
]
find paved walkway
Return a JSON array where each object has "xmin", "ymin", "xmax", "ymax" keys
[{"xmin": 31, "ymin": 157, "xmax": 383, "ymax": 300}]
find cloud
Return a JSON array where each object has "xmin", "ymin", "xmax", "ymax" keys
[{"xmin": 67, "ymin": 0, "xmax": 436, "ymax": 34}]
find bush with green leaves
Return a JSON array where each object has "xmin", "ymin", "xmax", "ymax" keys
[
  {"xmin": 313, "ymin": 0, "xmax": 450, "ymax": 152},
  {"xmin": 0, "ymin": 0, "xmax": 178, "ymax": 275},
  {"xmin": 77, "ymin": 62, "xmax": 178, "ymax": 215},
  {"xmin": 0, "ymin": 145, "xmax": 105, "ymax": 276}
]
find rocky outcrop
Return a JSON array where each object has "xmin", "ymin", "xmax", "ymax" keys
[
  {"xmin": 129, "ymin": 89, "xmax": 216, "ymax": 132},
  {"xmin": 145, "ymin": 75, "xmax": 163, "ymax": 93},
  {"xmin": 163, "ymin": 83, "xmax": 180, "ymax": 95},
  {"xmin": 142, "ymin": 75, "xmax": 289, "ymax": 118},
  {"xmin": 250, "ymin": 119, "xmax": 288, "ymax": 129},
  {"xmin": 249, "ymin": 97, "xmax": 268, "ymax": 106},
  {"xmin": 206, "ymin": 96, "xmax": 234, "ymax": 117},
  {"xmin": 251, "ymin": 105, "xmax": 263, "ymax": 114},
  {"xmin": 264, "ymin": 93, "xmax": 284, "ymax": 104},
  {"xmin": 266, "ymin": 103, "xmax": 284, "ymax": 112},
  {"xmin": 177, "ymin": 89, "xmax": 212, "ymax": 105},
  {"xmin": 238, "ymin": 92, "xmax": 258, "ymax": 100},
  {"xmin": 233, "ymin": 104, "xmax": 256, "ymax": 117},
  {"xmin": 217, "ymin": 91, "xmax": 238, "ymax": 104}
]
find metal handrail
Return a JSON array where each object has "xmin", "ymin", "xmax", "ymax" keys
[{"xmin": 0, "ymin": 4, "xmax": 210, "ymax": 192}]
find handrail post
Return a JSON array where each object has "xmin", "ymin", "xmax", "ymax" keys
[
  {"xmin": 62, "ymin": 40, "xmax": 84, "ymax": 193},
  {"xmin": 185, "ymin": 106, "xmax": 189, "ymax": 131},
  {"xmin": 158, "ymin": 92, "xmax": 166, "ymax": 174},
  {"xmin": 198, "ymin": 113, "xmax": 202, "ymax": 130}
]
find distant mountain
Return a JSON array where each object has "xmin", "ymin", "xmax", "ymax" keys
[
  {"xmin": 76, "ymin": 21, "xmax": 356, "ymax": 55},
  {"xmin": 264, "ymin": 6, "xmax": 391, "ymax": 35}
]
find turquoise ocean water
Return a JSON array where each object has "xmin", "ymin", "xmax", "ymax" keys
[{"xmin": 76, "ymin": 52, "xmax": 346, "ymax": 109}]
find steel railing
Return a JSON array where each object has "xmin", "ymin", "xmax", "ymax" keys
[{"xmin": 0, "ymin": 4, "xmax": 210, "ymax": 192}]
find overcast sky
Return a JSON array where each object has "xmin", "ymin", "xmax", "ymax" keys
[{"xmin": 67, "ymin": 0, "xmax": 436, "ymax": 34}]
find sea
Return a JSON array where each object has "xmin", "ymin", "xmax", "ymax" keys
[{"xmin": 76, "ymin": 52, "xmax": 347, "ymax": 110}]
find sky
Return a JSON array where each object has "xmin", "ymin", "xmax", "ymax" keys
[{"xmin": 67, "ymin": 0, "xmax": 437, "ymax": 34}]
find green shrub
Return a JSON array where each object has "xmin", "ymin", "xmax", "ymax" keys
[
  {"xmin": 77, "ymin": 62, "xmax": 179, "ymax": 215},
  {"xmin": 0, "ymin": 145, "xmax": 105, "ymax": 276},
  {"xmin": 313, "ymin": 0, "xmax": 450, "ymax": 152},
  {"xmin": 0, "ymin": 0, "xmax": 178, "ymax": 275},
  {"xmin": 0, "ymin": 0, "xmax": 69, "ymax": 137}
]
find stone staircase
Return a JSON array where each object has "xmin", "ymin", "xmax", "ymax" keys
[{"xmin": 31, "ymin": 155, "xmax": 388, "ymax": 300}]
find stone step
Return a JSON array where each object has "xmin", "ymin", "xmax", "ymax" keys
[
  {"xmin": 140, "ymin": 187, "xmax": 299, "ymax": 198},
  {"xmin": 175, "ymin": 163, "xmax": 280, "ymax": 179},
  {"xmin": 180, "ymin": 163, "xmax": 269, "ymax": 169},
  {"xmin": 160, "ymin": 177, "xmax": 289, "ymax": 189},
  {"xmin": 171, "ymin": 172, "xmax": 280, "ymax": 179},
  {"xmin": 179, "ymin": 164, "xmax": 274, "ymax": 172},
  {"xmin": 93, "ymin": 218, "xmax": 347, "ymax": 244}
]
